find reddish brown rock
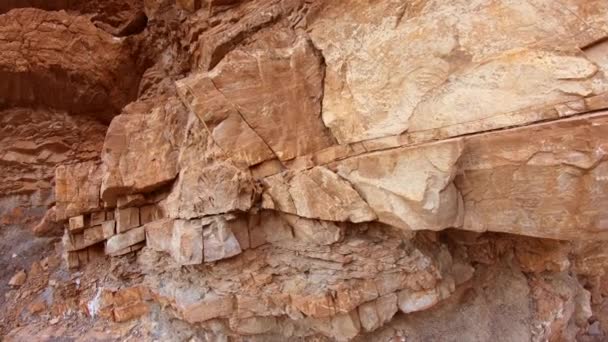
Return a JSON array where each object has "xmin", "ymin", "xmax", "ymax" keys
[
  {"xmin": 55, "ymin": 161, "xmax": 102, "ymax": 221},
  {"xmin": 0, "ymin": 9, "xmax": 141, "ymax": 122},
  {"xmin": 101, "ymin": 97, "xmax": 188, "ymax": 203}
]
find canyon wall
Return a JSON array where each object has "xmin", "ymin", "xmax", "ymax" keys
[{"xmin": 1, "ymin": 0, "xmax": 608, "ymax": 341}]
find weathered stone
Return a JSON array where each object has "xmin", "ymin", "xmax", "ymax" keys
[
  {"xmin": 336, "ymin": 139, "xmax": 464, "ymax": 231},
  {"xmin": 397, "ymin": 278, "xmax": 455, "ymax": 314},
  {"xmin": 262, "ymin": 166, "xmax": 376, "ymax": 223},
  {"xmin": 284, "ymin": 214, "xmax": 343, "ymax": 246},
  {"xmin": 164, "ymin": 113, "xmax": 256, "ymax": 219},
  {"xmin": 68, "ymin": 215, "xmax": 85, "ymax": 232},
  {"xmin": 203, "ymin": 217, "xmax": 242, "ymax": 262},
  {"xmin": 83, "ymin": 225, "xmax": 105, "ymax": 247},
  {"xmin": 90, "ymin": 212, "xmax": 106, "ymax": 226},
  {"xmin": 105, "ymin": 227, "xmax": 145, "ymax": 255},
  {"xmin": 172, "ymin": 219, "xmax": 203, "ymax": 265},
  {"xmin": 309, "ymin": 0, "xmax": 608, "ymax": 144},
  {"xmin": 457, "ymin": 113, "xmax": 608, "ymax": 240},
  {"xmin": 55, "ymin": 161, "xmax": 102, "ymax": 221},
  {"xmin": 176, "ymin": 73, "xmax": 275, "ymax": 167},
  {"xmin": 140, "ymin": 204, "xmax": 163, "ymax": 225},
  {"xmin": 113, "ymin": 302, "xmax": 149, "ymax": 323},
  {"xmin": 116, "ymin": 194, "xmax": 146, "ymax": 209},
  {"xmin": 144, "ymin": 218, "xmax": 174, "ymax": 254},
  {"xmin": 8, "ymin": 270, "xmax": 26, "ymax": 287},
  {"xmin": 101, "ymin": 220, "xmax": 116, "ymax": 239},
  {"xmin": 181, "ymin": 295, "xmax": 235, "ymax": 323},
  {"xmin": 101, "ymin": 97, "xmax": 187, "ymax": 203},
  {"xmin": 230, "ymin": 316, "xmax": 277, "ymax": 335},
  {"xmin": 358, "ymin": 293, "xmax": 398, "ymax": 332},
  {"xmin": 199, "ymin": 34, "xmax": 335, "ymax": 161},
  {"xmin": 115, "ymin": 207, "xmax": 140, "ymax": 233}
]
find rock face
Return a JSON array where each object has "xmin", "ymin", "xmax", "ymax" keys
[{"xmin": 2, "ymin": 0, "xmax": 608, "ymax": 341}]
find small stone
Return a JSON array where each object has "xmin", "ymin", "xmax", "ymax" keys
[
  {"xmin": 101, "ymin": 220, "xmax": 116, "ymax": 239},
  {"xmin": 49, "ymin": 317, "xmax": 59, "ymax": 325},
  {"xmin": 8, "ymin": 270, "xmax": 26, "ymax": 287},
  {"xmin": 105, "ymin": 227, "xmax": 145, "ymax": 255},
  {"xmin": 90, "ymin": 211, "xmax": 106, "ymax": 226},
  {"xmin": 69, "ymin": 215, "xmax": 85, "ymax": 232},
  {"xmin": 115, "ymin": 207, "xmax": 140, "ymax": 233}
]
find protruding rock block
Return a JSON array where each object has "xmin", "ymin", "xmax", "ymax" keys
[
  {"xmin": 335, "ymin": 139, "xmax": 464, "ymax": 231},
  {"xmin": 358, "ymin": 293, "xmax": 398, "ymax": 332},
  {"xmin": 101, "ymin": 220, "xmax": 116, "ymax": 239},
  {"xmin": 457, "ymin": 113, "xmax": 608, "ymax": 240},
  {"xmin": 172, "ymin": 219, "xmax": 204, "ymax": 265},
  {"xmin": 68, "ymin": 215, "xmax": 85, "ymax": 233},
  {"xmin": 140, "ymin": 204, "xmax": 164, "ymax": 225},
  {"xmin": 90, "ymin": 212, "xmax": 106, "ymax": 226},
  {"xmin": 105, "ymin": 226, "xmax": 145, "ymax": 255},
  {"xmin": 101, "ymin": 98, "xmax": 187, "ymax": 203},
  {"xmin": 83, "ymin": 225, "xmax": 106, "ymax": 247},
  {"xmin": 203, "ymin": 217, "xmax": 242, "ymax": 262},
  {"xmin": 176, "ymin": 74, "xmax": 275, "ymax": 167},
  {"xmin": 55, "ymin": 161, "xmax": 102, "ymax": 221},
  {"xmin": 145, "ymin": 218, "xmax": 174, "ymax": 254},
  {"xmin": 262, "ymin": 166, "xmax": 376, "ymax": 223},
  {"xmin": 115, "ymin": 207, "xmax": 140, "ymax": 233},
  {"xmin": 397, "ymin": 278, "xmax": 455, "ymax": 314}
]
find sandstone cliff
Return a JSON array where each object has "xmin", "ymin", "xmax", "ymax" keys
[{"xmin": 1, "ymin": 0, "xmax": 608, "ymax": 341}]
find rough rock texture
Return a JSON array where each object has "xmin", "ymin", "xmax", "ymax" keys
[{"xmin": 2, "ymin": 0, "xmax": 608, "ymax": 341}]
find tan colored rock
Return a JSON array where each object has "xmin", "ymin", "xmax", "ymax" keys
[
  {"xmin": 8, "ymin": 270, "xmax": 26, "ymax": 287},
  {"xmin": 336, "ymin": 139, "xmax": 464, "ymax": 231},
  {"xmin": 107, "ymin": 242, "xmax": 145, "ymax": 257},
  {"xmin": 68, "ymin": 215, "xmax": 85, "ymax": 232},
  {"xmin": 32, "ymin": 206, "xmax": 63, "ymax": 237},
  {"xmin": 140, "ymin": 204, "xmax": 163, "ymax": 225},
  {"xmin": 101, "ymin": 220, "xmax": 116, "ymax": 239},
  {"xmin": 113, "ymin": 302, "xmax": 149, "ymax": 323},
  {"xmin": 182, "ymin": 295, "xmax": 235, "ymax": 323},
  {"xmin": 55, "ymin": 161, "xmax": 102, "ymax": 221},
  {"xmin": 203, "ymin": 217, "xmax": 242, "ymax": 262},
  {"xmin": 230, "ymin": 316, "xmax": 277, "ymax": 335},
  {"xmin": 457, "ymin": 113, "xmax": 608, "ymax": 240},
  {"xmin": 172, "ymin": 219, "xmax": 203, "ymax": 265},
  {"xmin": 284, "ymin": 214, "xmax": 343, "ymax": 246},
  {"xmin": 164, "ymin": 113, "xmax": 255, "ymax": 219},
  {"xmin": 398, "ymin": 278, "xmax": 455, "ymax": 314},
  {"xmin": 262, "ymin": 166, "xmax": 376, "ymax": 223},
  {"xmin": 309, "ymin": 0, "xmax": 608, "ymax": 144},
  {"xmin": 83, "ymin": 225, "xmax": 106, "ymax": 247},
  {"xmin": 358, "ymin": 293, "xmax": 398, "ymax": 332},
  {"xmin": 175, "ymin": 72, "xmax": 275, "ymax": 168},
  {"xmin": 105, "ymin": 227, "xmax": 145, "ymax": 255},
  {"xmin": 308, "ymin": 310, "xmax": 362, "ymax": 341},
  {"xmin": 115, "ymin": 207, "xmax": 140, "ymax": 234},
  {"xmin": 116, "ymin": 194, "xmax": 146, "ymax": 209},
  {"xmin": 90, "ymin": 212, "xmax": 106, "ymax": 226},
  {"xmin": 145, "ymin": 218, "xmax": 174, "ymax": 254}
]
